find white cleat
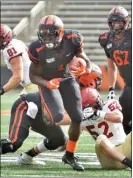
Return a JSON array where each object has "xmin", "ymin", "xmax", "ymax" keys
[{"xmin": 17, "ymin": 152, "xmax": 45, "ymax": 165}]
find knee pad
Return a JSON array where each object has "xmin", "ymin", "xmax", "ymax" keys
[{"xmin": 44, "ymin": 137, "xmax": 66, "ymax": 150}]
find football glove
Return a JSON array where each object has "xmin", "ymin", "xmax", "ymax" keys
[
  {"xmin": 46, "ymin": 78, "xmax": 62, "ymax": 89},
  {"xmin": 0, "ymin": 87, "xmax": 5, "ymax": 95},
  {"xmin": 70, "ymin": 63, "xmax": 89, "ymax": 77},
  {"xmin": 107, "ymin": 87, "xmax": 116, "ymax": 100},
  {"xmin": 83, "ymin": 107, "xmax": 95, "ymax": 119}
]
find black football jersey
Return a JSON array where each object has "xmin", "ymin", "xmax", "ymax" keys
[
  {"xmin": 28, "ymin": 30, "xmax": 83, "ymax": 80},
  {"xmin": 99, "ymin": 29, "xmax": 132, "ymax": 86}
]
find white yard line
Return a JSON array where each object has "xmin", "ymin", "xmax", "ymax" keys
[
  {"xmin": 1, "ymin": 152, "xmax": 100, "ymax": 165},
  {"xmin": 1, "ymin": 175, "xmax": 64, "ymax": 178}
]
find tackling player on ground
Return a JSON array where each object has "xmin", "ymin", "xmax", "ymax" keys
[
  {"xmin": 81, "ymin": 87, "xmax": 131, "ymax": 169},
  {"xmin": 99, "ymin": 6, "xmax": 131, "ymax": 134}
]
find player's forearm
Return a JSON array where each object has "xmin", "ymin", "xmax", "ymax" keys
[
  {"xmin": 76, "ymin": 50, "xmax": 91, "ymax": 69},
  {"xmin": 104, "ymin": 112, "xmax": 123, "ymax": 123},
  {"xmin": 3, "ymin": 76, "xmax": 22, "ymax": 92},
  {"xmin": 96, "ymin": 110, "xmax": 123, "ymax": 123},
  {"xmin": 30, "ymin": 75, "xmax": 47, "ymax": 87},
  {"xmin": 108, "ymin": 66, "xmax": 117, "ymax": 88}
]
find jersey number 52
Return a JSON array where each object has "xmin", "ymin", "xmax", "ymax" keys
[{"xmin": 86, "ymin": 121, "xmax": 113, "ymax": 139}]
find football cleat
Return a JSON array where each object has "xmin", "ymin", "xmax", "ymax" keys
[
  {"xmin": 17, "ymin": 152, "xmax": 45, "ymax": 165},
  {"xmin": 62, "ymin": 154, "xmax": 84, "ymax": 171}
]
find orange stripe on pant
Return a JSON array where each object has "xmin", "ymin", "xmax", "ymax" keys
[
  {"xmin": 9, "ymin": 101, "xmax": 25, "ymax": 140},
  {"xmin": 11, "ymin": 106, "xmax": 28, "ymax": 144},
  {"xmin": 38, "ymin": 87, "xmax": 54, "ymax": 122}
]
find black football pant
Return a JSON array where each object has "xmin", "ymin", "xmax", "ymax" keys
[
  {"xmin": 8, "ymin": 98, "xmax": 66, "ymax": 152},
  {"xmin": 38, "ymin": 77, "xmax": 83, "ymax": 124},
  {"xmin": 119, "ymin": 86, "xmax": 132, "ymax": 135}
]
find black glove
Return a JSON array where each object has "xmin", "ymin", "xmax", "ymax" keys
[
  {"xmin": 0, "ymin": 87, "xmax": 5, "ymax": 95},
  {"xmin": 107, "ymin": 87, "xmax": 115, "ymax": 100}
]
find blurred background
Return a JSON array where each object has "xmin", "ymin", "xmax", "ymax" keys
[{"xmin": 1, "ymin": 0, "xmax": 131, "ymax": 91}]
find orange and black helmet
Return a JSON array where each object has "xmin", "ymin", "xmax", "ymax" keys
[
  {"xmin": 108, "ymin": 6, "xmax": 130, "ymax": 34},
  {"xmin": 37, "ymin": 15, "xmax": 64, "ymax": 49}
]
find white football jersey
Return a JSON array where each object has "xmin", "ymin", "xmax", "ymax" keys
[
  {"xmin": 2, "ymin": 39, "xmax": 31, "ymax": 87},
  {"xmin": 81, "ymin": 99, "xmax": 126, "ymax": 145}
]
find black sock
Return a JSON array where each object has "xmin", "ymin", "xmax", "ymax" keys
[
  {"xmin": 65, "ymin": 151, "xmax": 74, "ymax": 159},
  {"xmin": 121, "ymin": 157, "xmax": 132, "ymax": 168},
  {"xmin": 25, "ymin": 148, "xmax": 38, "ymax": 157}
]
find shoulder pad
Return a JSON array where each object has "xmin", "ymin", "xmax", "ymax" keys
[
  {"xmin": 99, "ymin": 31, "xmax": 110, "ymax": 48},
  {"xmin": 28, "ymin": 40, "xmax": 40, "ymax": 63}
]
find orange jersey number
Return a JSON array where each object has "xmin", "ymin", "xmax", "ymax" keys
[{"xmin": 113, "ymin": 50, "xmax": 129, "ymax": 66}]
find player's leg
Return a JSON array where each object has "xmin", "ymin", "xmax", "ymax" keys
[
  {"xmin": 60, "ymin": 78, "xmax": 84, "ymax": 171},
  {"xmin": 95, "ymin": 134, "xmax": 132, "ymax": 169},
  {"xmin": 116, "ymin": 132, "xmax": 132, "ymax": 161},
  {"xmin": 18, "ymin": 111, "xmax": 67, "ymax": 164},
  {"xmin": 38, "ymin": 86, "xmax": 65, "ymax": 125},
  {"xmin": 1, "ymin": 98, "xmax": 31, "ymax": 154},
  {"xmin": 119, "ymin": 86, "xmax": 132, "ymax": 134}
]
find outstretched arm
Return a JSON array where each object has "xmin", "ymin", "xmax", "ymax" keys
[
  {"xmin": 107, "ymin": 58, "xmax": 117, "ymax": 89},
  {"xmin": 2, "ymin": 56, "xmax": 23, "ymax": 93}
]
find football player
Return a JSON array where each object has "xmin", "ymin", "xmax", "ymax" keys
[
  {"xmin": 28, "ymin": 15, "xmax": 92, "ymax": 171},
  {"xmin": 16, "ymin": 62, "xmax": 102, "ymax": 159},
  {"xmin": 1, "ymin": 92, "xmax": 66, "ymax": 165},
  {"xmin": 99, "ymin": 6, "xmax": 131, "ymax": 134},
  {"xmin": 0, "ymin": 24, "xmax": 37, "ymax": 95},
  {"xmin": 81, "ymin": 87, "xmax": 131, "ymax": 169}
]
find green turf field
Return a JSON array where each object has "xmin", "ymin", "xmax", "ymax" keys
[{"xmin": 1, "ymin": 91, "xmax": 131, "ymax": 177}]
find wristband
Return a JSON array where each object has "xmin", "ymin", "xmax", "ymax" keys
[{"xmin": 109, "ymin": 87, "xmax": 115, "ymax": 92}]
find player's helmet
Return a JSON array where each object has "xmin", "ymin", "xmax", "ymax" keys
[
  {"xmin": 108, "ymin": 6, "xmax": 130, "ymax": 35},
  {"xmin": 37, "ymin": 15, "xmax": 64, "ymax": 49},
  {"xmin": 78, "ymin": 63, "xmax": 102, "ymax": 89},
  {"xmin": 80, "ymin": 87, "xmax": 103, "ymax": 110},
  {"xmin": 0, "ymin": 24, "xmax": 13, "ymax": 50}
]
